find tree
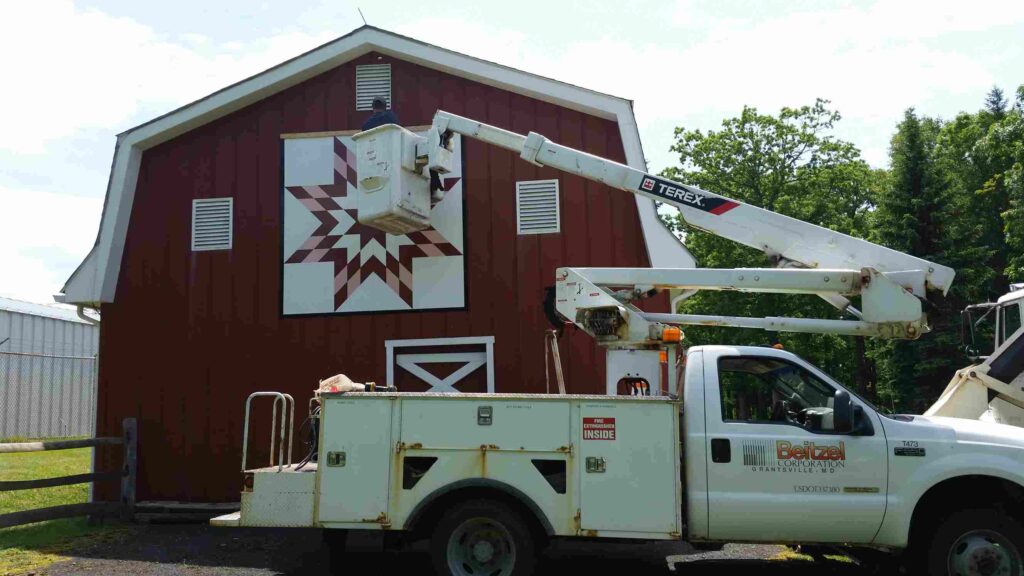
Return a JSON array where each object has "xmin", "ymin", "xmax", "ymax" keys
[
  {"xmin": 869, "ymin": 109, "xmax": 955, "ymax": 411},
  {"xmin": 867, "ymin": 106, "xmax": 1017, "ymax": 412},
  {"xmin": 660, "ymin": 99, "xmax": 876, "ymax": 393},
  {"xmin": 867, "ymin": 87, "xmax": 1024, "ymax": 412},
  {"xmin": 933, "ymin": 85, "xmax": 1024, "ymax": 309},
  {"xmin": 657, "ymin": 90, "xmax": 1024, "ymax": 414},
  {"xmin": 985, "ymin": 86, "xmax": 1008, "ymax": 120},
  {"xmin": 987, "ymin": 87, "xmax": 1024, "ymax": 279},
  {"xmin": 932, "ymin": 110, "xmax": 1005, "ymax": 303}
]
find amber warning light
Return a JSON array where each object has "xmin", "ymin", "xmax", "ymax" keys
[{"xmin": 661, "ymin": 327, "xmax": 682, "ymax": 342}]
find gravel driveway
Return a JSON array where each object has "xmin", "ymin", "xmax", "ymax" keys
[{"xmin": 40, "ymin": 525, "xmax": 867, "ymax": 575}]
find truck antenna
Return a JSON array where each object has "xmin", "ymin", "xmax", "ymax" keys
[{"xmin": 358, "ymin": 8, "xmax": 368, "ymax": 26}]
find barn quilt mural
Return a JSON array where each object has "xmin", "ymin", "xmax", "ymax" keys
[{"xmin": 281, "ymin": 133, "xmax": 464, "ymax": 315}]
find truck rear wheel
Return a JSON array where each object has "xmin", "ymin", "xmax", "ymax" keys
[
  {"xmin": 922, "ymin": 509, "xmax": 1024, "ymax": 576},
  {"xmin": 430, "ymin": 499, "xmax": 536, "ymax": 576}
]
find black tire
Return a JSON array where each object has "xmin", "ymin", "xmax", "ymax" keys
[
  {"xmin": 842, "ymin": 546, "xmax": 902, "ymax": 575},
  {"xmin": 323, "ymin": 529, "xmax": 349, "ymax": 575},
  {"xmin": 917, "ymin": 508, "xmax": 1024, "ymax": 576},
  {"xmin": 797, "ymin": 544, "xmax": 831, "ymax": 561},
  {"xmin": 429, "ymin": 499, "xmax": 537, "ymax": 576}
]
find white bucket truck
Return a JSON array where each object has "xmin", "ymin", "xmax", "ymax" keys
[{"xmin": 214, "ymin": 114, "xmax": 1024, "ymax": 576}]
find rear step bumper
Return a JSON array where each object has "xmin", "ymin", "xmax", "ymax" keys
[{"xmin": 210, "ymin": 511, "xmax": 241, "ymax": 527}]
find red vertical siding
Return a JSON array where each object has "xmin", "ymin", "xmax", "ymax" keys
[{"xmin": 96, "ymin": 52, "xmax": 657, "ymax": 502}]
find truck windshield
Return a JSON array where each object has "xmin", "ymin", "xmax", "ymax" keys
[
  {"xmin": 769, "ymin": 358, "xmax": 891, "ymax": 418},
  {"xmin": 769, "ymin": 364, "xmax": 832, "ymax": 409}
]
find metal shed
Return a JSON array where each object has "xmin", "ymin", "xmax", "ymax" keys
[{"xmin": 0, "ymin": 296, "xmax": 99, "ymax": 439}]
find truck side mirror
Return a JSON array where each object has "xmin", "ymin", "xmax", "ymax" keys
[
  {"xmin": 833, "ymin": 390, "xmax": 853, "ymax": 433},
  {"xmin": 962, "ymin": 307, "xmax": 984, "ymax": 361}
]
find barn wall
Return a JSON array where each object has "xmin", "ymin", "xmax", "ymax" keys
[{"xmin": 96, "ymin": 52, "xmax": 662, "ymax": 502}]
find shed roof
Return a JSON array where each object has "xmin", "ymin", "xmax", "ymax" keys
[
  {"xmin": 0, "ymin": 296, "xmax": 96, "ymax": 324},
  {"xmin": 56, "ymin": 25, "xmax": 692, "ymax": 306}
]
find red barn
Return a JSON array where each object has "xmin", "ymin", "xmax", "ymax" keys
[{"xmin": 58, "ymin": 26, "xmax": 691, "ymax": 503}]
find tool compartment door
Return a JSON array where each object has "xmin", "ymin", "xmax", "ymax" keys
[
  {"xmin": 317, "ymin": 397, "xmax": 393, "ymax": 523},
  {"xmin": 578, "ymin": 400, "xmax": 679, "ymax": 535}
]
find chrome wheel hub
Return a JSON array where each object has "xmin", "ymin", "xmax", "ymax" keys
[
  {"xmin": 949, "ymin": 529, "xmax": 1022, "ymax": 576},
  {"xmin": 472, "ymin": 540, "xmax": 495, "ymax": 563},
  {"xmin": 447, "ymin": 517, "xmax": 516, "ymax": 576}
]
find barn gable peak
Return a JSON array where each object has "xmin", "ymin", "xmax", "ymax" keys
[{"xmin": 57, "ymin": 25, "xmax": 691, "ymax": 306}]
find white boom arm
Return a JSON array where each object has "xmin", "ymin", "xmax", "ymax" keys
[
  {"xmin": 429, "ymin": 112, "xmax": 955, "ymax": 295},
  {"xmin": 351, "ymin": 113, "xmax": 954, "ymax": 345}
]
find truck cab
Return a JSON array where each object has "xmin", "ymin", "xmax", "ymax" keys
[
  {"xmin": 684, "ymin": 345, "xmax": 887, "ymax": 543},
  {"xmin": 686, "ymin": 345, "xmax": 1024, "ymax": 574}
]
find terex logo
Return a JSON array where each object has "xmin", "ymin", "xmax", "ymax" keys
[
  {"xmin": 656, "ymin": 182, "xmax": 706, "ymax": 207},
  {"xmin": 776, "ymin": 440, "xmax": 846, "ymax": 462},
  {"xmin": 636, "ymin": 175, "xmax": 740, "ymax": 215}
]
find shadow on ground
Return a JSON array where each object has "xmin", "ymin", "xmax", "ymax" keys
[{"xmin": 42, "ymin": 524, "xmax": 867, "ymax": 575}]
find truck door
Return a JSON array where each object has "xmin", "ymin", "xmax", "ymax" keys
[{"xmin": 703, "ymin": 350, "xmax": 887, "ymax": 543}]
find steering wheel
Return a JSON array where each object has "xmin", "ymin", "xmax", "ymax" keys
[
  {"xmin": 772, "ymin": 399, "xmax": 801, "ymax": 424},
  {"xmin": 796, "ymin": 407, "xmax": 811, "ymax": 425}
]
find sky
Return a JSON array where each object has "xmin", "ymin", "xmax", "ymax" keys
[{"xmin": 1, "ymin": 0, "xmax": 1022, "ymax": 305}]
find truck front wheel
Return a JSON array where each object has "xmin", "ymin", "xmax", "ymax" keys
[
  {"xmin": 430, "ymin": 499, "xmax": 537, "ymax": 576},
  {"xmin": 922, "ymin": 509, "xmax": 1024, "ymax": 576}
]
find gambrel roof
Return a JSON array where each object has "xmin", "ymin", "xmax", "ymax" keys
[{"xmin": 57, "ymin": 25, "xmax": 692, "ymax": 306}]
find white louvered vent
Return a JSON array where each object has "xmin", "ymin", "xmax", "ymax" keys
[
  {"xmin": 356, "ymin": 64, "xmax": 392, "ymax": 111},
  {"xmin": 516, "ymin": 180, "xmax": 560, "ymax": 235},
  {"xmin": 191, "ymin": 198, "xmax": 233, "ymax": 251}
]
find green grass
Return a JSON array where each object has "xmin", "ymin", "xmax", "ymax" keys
[
  {"xmin": 773, "ymin": 547, "xmax": 855, "ymax": 563},
  {"xmin": 0, "ymin": 447, "xmax": 93, "ymax": 515},
  {"xmin": 0, "ymin": 446, "xmax": 127, "ymax": 575},
  {"xmin": 0, "ymin": 435, "xmax": 88, "ymax": 444}
]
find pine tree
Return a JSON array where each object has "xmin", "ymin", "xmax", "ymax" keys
[
  {"xmin": 869, "ymin": 87, "xmax": 1024, "ymax": 412},
  {"xmin": 869, "ymin": 109, "xmax": 958, "ymax": 412},
  {"xmin": 985, "ymin": 86, "xmax": 1008, "ymax": 120}
]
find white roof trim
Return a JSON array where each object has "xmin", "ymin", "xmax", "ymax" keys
[
  {"xmin": 614, "ymin": 111, "xmax": 696, "ymax": 271},
  {"xmin": 58, "ymin": 25, "xmax": 692, "ymax": 305},
  {"xmin": 0, "ymin": 295, "xmax": 96, "ymax": 324}
]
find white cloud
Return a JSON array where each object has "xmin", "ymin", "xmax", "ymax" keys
[
  {"xmin": 392, "ymin": 18, "xmax": 531, "ymax": 70},
  {"xmin": 1, "ymin": 0, "xmax": 1021, "ymax": 303},
  {"xmin": 663, "ymin": 1, "xmax": 1023, "ymax": 166},
  {"xmin": 0, "ymin": 1, "xmax": 338, "ymax": 301},
  {"xmin": 0, "ymin": 186, "xmax": 102, "ymax": 302},
  {"xmin": 398, "ymin": 2, "xmax": 1022, "ymax": 169},
  {"xmin": 0, "ymin": 1, "xmax": 335, "ymax": 155}
]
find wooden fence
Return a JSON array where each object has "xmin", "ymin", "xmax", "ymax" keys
[{"xmin": 0, "ymin": 417, "xmax": 136, "ymax": 528}]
